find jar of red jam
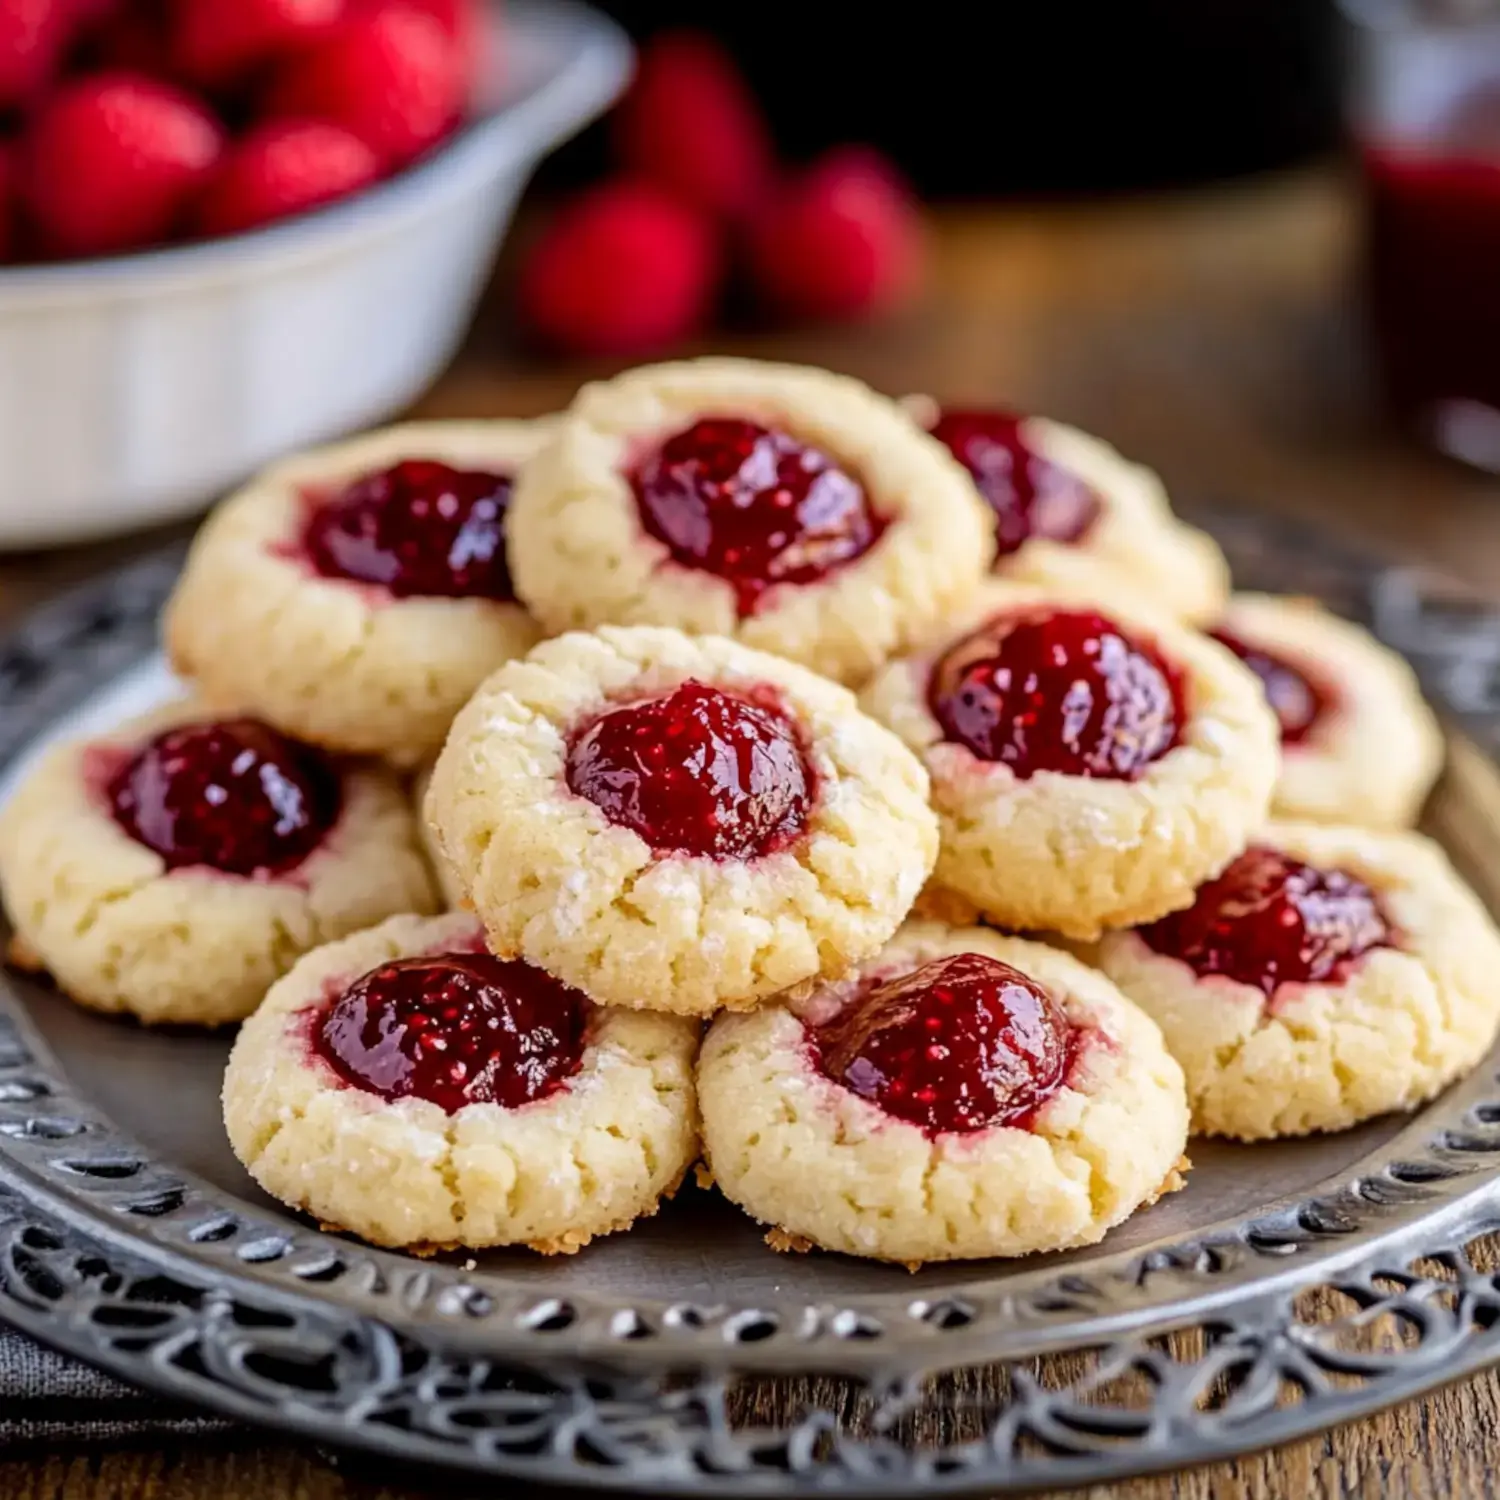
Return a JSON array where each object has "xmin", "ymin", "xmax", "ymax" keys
[{"xmin": 1348, "ymin": 0, "xmax": 1500, "ymax": 467}]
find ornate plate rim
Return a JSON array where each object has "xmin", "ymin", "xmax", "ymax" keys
[{"xmin": 1, "ymin": 531, "xmax": 1500, "ymax": 1492}]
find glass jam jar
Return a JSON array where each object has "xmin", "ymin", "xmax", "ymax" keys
[{"xmin": 1348, "ymin": 0, "xmax": 1500, "ymax": 467}]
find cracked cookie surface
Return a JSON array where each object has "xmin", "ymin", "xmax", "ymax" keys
[
  {"xmin": 165, "ymin": 421, "xmax": 550, "ymax": 766},
  {"xmin": 0, "ymin": 701, "xmax": 436, "ymax": 1025},
  {"xmin": 222, "ymin": 912, "xmax": 701, "ymax": 1251},
  {"xmin": 1095, "ymin": 823, "xmax": 1500, "ymax": 1139},
  {"xmin": 425, "ymin": 625, "xmax": 938, "ymax": 1016},
  {"xmin": 697, "ymin": 920, "xmax": 1189, "ymax": 1264},
  {"xmin": 506, "ymin": 359, "xmax": 993, "ymax": 685}
]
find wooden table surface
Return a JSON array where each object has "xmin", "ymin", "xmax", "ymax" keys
[{"xmin": 5, "ymin": 165, "xmax": 1500, "ymax": 1500}]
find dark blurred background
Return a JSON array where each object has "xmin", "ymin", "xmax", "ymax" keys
[{"xmin": 572, "ymin": 0, "xmax": 1343, "ymax": 194}]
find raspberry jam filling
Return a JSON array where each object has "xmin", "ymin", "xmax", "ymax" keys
[
  {"xmin": 929, "ymin": 608, "xmax": 1185, "ymax": 779},
  {"xmin": 629, "ymin": 417, "xmax": 886, "ymax": 616},
  {"xmin": 814, "ymin": 952, "xmax": 1074, "ymax": 1135},
  {"xmin": 314, "ymin": 953, "xmax": 589, "ymax": 1115},
  {"xmin": 566, "ymin": 679, "xmax": 813, "ymax": 860},
  {"xmin": 1138, "ymin": 846, "xmax": 1392, "ymax": 1000},
  {"xmin": 928, "ymin": 409, "xmax": 1101, "ymax": 559},
  {"xmin": 1210, "ymin": 629, "xmax": 1334, "ymax": 746},
  {"xmin": 303, "ymin": 460, "xmax": 516, "ymax": 600},
  {"xmin": 107, "ymin": 718, "xmax": 340, "ymax": 876}
]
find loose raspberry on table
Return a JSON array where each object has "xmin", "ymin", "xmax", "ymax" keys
[
  {"xmin": 518, "ymin": 179, "xmax": 722, "ymax": 357},
  {"xmin": 750, "ymin": 146, "xmax": 925, "ymax": 322},
  {"xmin": 613, "ymin": 30, "xmax": 775, "ymax": 220}
]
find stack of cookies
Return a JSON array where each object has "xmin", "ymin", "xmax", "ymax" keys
[{"xmin": 1, "ymin": 358, "xmax": 1490, "ymax": 1268}]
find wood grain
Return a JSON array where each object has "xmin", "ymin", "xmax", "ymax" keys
[{"xmin": 5, "ymin": 164, "xmax": 1500, "ymax": 1499}]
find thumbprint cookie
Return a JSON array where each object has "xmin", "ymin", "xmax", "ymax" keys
[
  {"xmin": 1210, "ymin": 593, "xmax": 1442, "ymax": 828},
  {"xmin": 425, "ymin": 625, "xmax": 938, "ymax": 1016},
  {"xmin": 223, "ymin": 912, "xmax": 699, "ymax": 1252},
  {"xmin": 698, "ymin": 920, "xmax": 1189, "ymax": 1265},
  {"xmin": 1095, "ymin": 824, "xmax": 1500, "ymax": 1139},
  {"xmin": 165, "ymin": 420, "xmax": 551, "ymax": 766},
  {"xmin": 0, "ymin": 703, "xmax": 435, "ymax": 1024},
  {"xmin": 861, "ymin": 582, "xmax": 1279, "ymax": 938},
  {"xmin": 506, "ymin": 358, "xmax": 992, "ymax": 684}
]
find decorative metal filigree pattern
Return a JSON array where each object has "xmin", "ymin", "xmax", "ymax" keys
[{"xmin": 1, "ymin": 522, "xmax": 1499, "ymax": 1493}]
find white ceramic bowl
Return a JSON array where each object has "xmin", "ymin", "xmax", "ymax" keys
[{"xmin": 0, "ymin": 0, "xmax": 630, "ymax": 549}]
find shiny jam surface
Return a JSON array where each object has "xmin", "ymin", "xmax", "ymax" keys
[
  {"xmin": 929, "ymin": 608, "xmax": 1184, "ymax": 779},
  {"xmin": 630, "ymin": 417, "xmax": 885, "ymax": 616},
  {"xmin": 107, "ymin": 718, "xmax": 340, "ymax": 875},
  {"xmin": 565, "ymin": 679, "xmax": 813, "ymax": 860},
  {"xmin": 1211, "ymin": 628, "xmax": 1332, "ymax": 745},
  {"xmin": 814, "ymin": 952, "xmax": 1074, "ymax": 1135},
  {"xmin": 928, "ymin": 408, "xmax": 1101, "ymax": 558},
  {"xmin": 314, "ymin": 953, "xmax": 589, "ymax": 1114},
  {"xmin": 303, "ymin": 460, "xmax": 516, "ymax": 599},
  {"xmin": 1138, "ymin": 845, "xmax": 1392, "ymax": 1000}
]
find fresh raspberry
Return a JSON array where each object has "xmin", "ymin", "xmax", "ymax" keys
[
  {"xmin": 518, "ymin": 179, "xmax": 721, "ymax": 357},
  {"xmin": 0, "ymin": 0, "xmax": 76, "ymax": 109},
  {"xmin": 82, "ymin": 1, "xmax": 176, "ymax": 78},
  {"xmin": 613, "ymin": 30, "xmax": 774, "ymax": 220},
  {"xmin": 266, "ymin": 3, "xmax": 464, "ymax": 170},
  {"xmin": 358, "ymin": 0, "xmax": 476, "ymax": 41},
  {"xmin": 172, "ymin": 0, "xmax": 345, "ymax": 89},
  {"xmin": 195, "ymin": 119, "xmax": 378, "ymax": 237},
  {"xmin": 750, "ymin": 146, "xmax": 925, "ymax": 322},
  {"xmin": 22, "ymin": 73, "xmax": 225, "ymax": 258}
]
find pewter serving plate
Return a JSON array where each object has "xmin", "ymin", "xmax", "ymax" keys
[{"xmin": 4, "ymin": 517, "xmax": 1500, "ymax": 1494}]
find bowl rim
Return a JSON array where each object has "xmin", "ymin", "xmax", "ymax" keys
[{"xmin": 0, "ymin": 0, "xmax": 632, "ymax": 308}]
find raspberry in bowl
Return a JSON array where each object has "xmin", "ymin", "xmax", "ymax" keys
[
  {"xmin": 0, "ymin": 2, "xmax": 630, "ymax": 546},
  {"xmin": 860, "ymin": 580, "xmax": 1280, "ymax": 939}
]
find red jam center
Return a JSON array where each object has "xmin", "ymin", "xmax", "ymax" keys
[
  {"xmin": 814, "ymin": 952, "xmax": 1073, "ymax": 1135},
  {"xmin": 630, "ymin": 417, "xmax": 886, "ymax": 616},
  {"xmin": 566, "ymin": 679, "xmax": 813, "ymax": 860},
  {"xmin": 313, "ymin": 953, "xmax": 589, "ymax": 1114},
  {"xmin": 1210, "ymin": 629, "xmax": 1333, "ymax": 746},
  {"xmin": 1138, "ymin": 846, "xmax": 1392, "ymax": 1000},
  {"xmin": 107, "ymin": 718, "xmax": 340, "ymax": 876},
  {"xmin": 929, "ymin": 608, "xmax": 1184, "ymax": 779},
  {"xmin": 928, "ymin": 409, "xmax": 1101, "ymax": 559},
  {"xmin": 303, "ymin": 460, "xmax": 516, "ymax": 600}
]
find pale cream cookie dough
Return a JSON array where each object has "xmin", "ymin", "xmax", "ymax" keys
[
  {"xmin": 165, "ymin": 420, "xmax": 552, "ymax": 767},
  {"xmin": 411, "ymin": 761, "xmax": 466, "ymax": 910},
  {"xmin": 223, "ymin": 912, "xmax": 700, "ymax": 1253},
  {"xmin": 1212, "ymin": 593, "xmax": 1442, "ymax": 829},
  {"xmin": 1095, "ymin": 823, "xmax": 1500, "ymax": 1139},
  {"xmin": 860, "ymin": 581, "xmax": 1279, "ymax": 939},
  {"xmin": 698, "ymin": 920, "xmax": 1189, "ymax": 1265},
  {"xmin": 906, "ymin": 400, "xmax": 1229, "ymax": 624},
  {"xmin": 425, "ymin": 625, "xmax": 939, "ymax": 1016},
  {"xmin": 505, "ymin": 359, "xmax": 993, "ymax": 685},
  {"xmin": 0, "ymin": 701, "xmax": 436, "ymax": 1026}
]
